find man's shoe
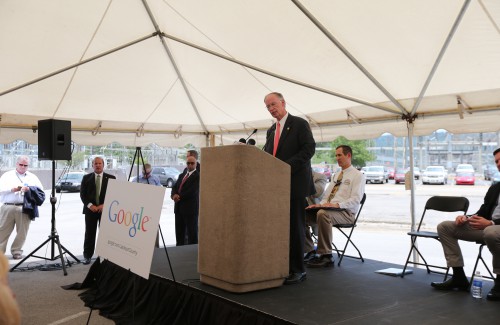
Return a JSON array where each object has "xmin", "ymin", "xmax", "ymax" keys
[
  {"xmin": 431, "ymin": 277, "xmax": 469, "ymax": 291},
  {"xmin": 82, "ymin": 258, "xmax": 91, "ymax": 265},
  {"xmin": 12, "ymin": 253, "xmax": 22, "ymax": 260},
  {"xmin": 487, "ymin": 285, "xmax": 500, "ymax": 301},
  {"xmin": 306, "ymin": 254, "xmax": 335, "ymax": 268},
  {"xmin": 284, "ymin": 272, "xmax": 306, "ymax": 285},
  {"xmin": 303, "ymin": 250, "xmax": 317, "ymax": 262}
]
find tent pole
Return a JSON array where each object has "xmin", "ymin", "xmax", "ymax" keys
[{"xmin": 407, "ymin": 119, "xmax": 418, "ymax": 265}]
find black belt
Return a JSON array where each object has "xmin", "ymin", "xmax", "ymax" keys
[{"xmin": 4, "ymin": 203, "xmax": 23, "ymax": 206}]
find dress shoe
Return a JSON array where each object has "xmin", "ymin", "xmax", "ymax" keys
[
  {"xmin": 284, "ymin": 272, "xmax": 306, "ymax": 285},
  {"xmin": 12, "ymin": 253, "xmax": 22, "ymax": 260},
  {"xmin": 82, "ymin": 258, "xmax": 91, "ymax": 265},
  {"xmin": 487, "ymin": 285, "xmax": 500, "ymax": 301},
  {"xmin": 303, "ymin": 250, "xmax": 317, "ymax": 262},
  {"xmin": 306, "ymin": 254, "xmax": 335, "ymax": 268},
  {"xmin": 431, "ymin": 277, "xmax": 469, "ymax": 291}
]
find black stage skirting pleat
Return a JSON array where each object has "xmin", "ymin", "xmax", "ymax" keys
[
  {"xmin": 78, "ymin": 258, "xmax": 293, "ymax": 325},
  {"xmin": 76, "ymin": 245, "xmax": 500, "ymax": 324}
]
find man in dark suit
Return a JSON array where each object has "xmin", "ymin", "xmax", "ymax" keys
[
  {"xmin": 171, "ymin": 155, "xmax": 200, "ymax": 246},
  {"xmin": 80, "ymin": 156, "xmax": 116, "ymax": 265},
  {"xmin": 432, "ymin": 148, "xmax": 500, "ymax": 300},
  {"xmin": 263, "ymin": 92, "xmax": 316, "ymax": 285}
]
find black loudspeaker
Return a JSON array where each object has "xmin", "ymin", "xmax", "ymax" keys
[{"xmin": 38, "ymin": 119, "xmax": 72, "ymax": 160}]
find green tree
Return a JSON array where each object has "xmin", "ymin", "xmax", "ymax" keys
[
  {"xmin": 69, "ymin": 151, "xmax": 85, "ymax": 169},
  {"xmin": 313, "ymin": 137, "xmax": 375, "ymax": 167}
]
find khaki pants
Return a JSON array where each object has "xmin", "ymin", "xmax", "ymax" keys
[
  {"xmin": 305, "ymin": 208, "xmax": 353, "ymax": 256},
  {"xmin": 438, "ymin": 221, "xmax": 500, "ymax": 274},
  {"xmin": 0, "ymin": 205, "xmax": 31, "ymax": 256}
]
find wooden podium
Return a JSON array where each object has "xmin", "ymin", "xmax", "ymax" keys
[{"xmin": 198, "ymin": 145, "xmax": 290, "ymax": 293}]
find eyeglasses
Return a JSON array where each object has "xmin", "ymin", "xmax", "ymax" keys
[
  {"xmin": 186, "ymin": 162, "xmax": 196, "ymax": 165},
  {"xmin": 18, "ymin": 164, "xmax": 28, "ymax": 167}
]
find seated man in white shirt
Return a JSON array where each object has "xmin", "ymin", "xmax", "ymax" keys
[{"xmin": 305, "ymin": 145, "xmax": 365, "ymax": 268}]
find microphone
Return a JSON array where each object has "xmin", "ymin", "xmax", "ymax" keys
[
  {"xmin": 244, "ymin": 129, "xmax": 258, "ymax": 144},
  {"xmin": 247, "ymin": 139, "xmax": 256, "ymax": 146},
  {"xmin": 238, "ymin": 138, "xmax": 247, "ymax": 144}
]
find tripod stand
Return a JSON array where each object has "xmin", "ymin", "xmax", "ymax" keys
[{"xmin": 10, "ymin": 160, "xmax": 80, "ymax": 274}]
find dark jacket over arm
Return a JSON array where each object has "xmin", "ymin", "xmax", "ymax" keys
[
  {"xmin": 476, "ymin": 183, "xmax": 500, "ymax": 223},
  {"xmin": 23, "ymin": 186, "xmax": 45, "ymax": 220}
]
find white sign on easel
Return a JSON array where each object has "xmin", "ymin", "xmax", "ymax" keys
[{"xmin": 96, "ymin": 179, "xmax": 165, "ymax": 279}]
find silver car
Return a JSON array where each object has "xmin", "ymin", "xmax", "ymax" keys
[
  {"xmin": 364, "ymin": 166, "xmax": 389, "ymax": 184},
  {"xmin": 130, "ymin": 166, "xmax": 180, "ymax": 187}
]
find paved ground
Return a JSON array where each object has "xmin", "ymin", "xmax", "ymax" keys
[{"xmin": 5, "ymin": 180, "xmax": 495, "ymax": 324}]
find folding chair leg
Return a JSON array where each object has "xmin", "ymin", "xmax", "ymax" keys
[{"xmin": 469, "ymin": 244, "xmax": 495, "ymax": 290}]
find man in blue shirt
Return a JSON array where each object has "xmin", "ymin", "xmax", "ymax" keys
[{"xmin": 136, "ymin": 164, "xmax": 161, "ymax": 186}]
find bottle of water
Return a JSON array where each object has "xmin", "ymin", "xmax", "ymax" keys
[{"xmin": 471, "ymin": 271, "xmax": 483, "ymax": 299}]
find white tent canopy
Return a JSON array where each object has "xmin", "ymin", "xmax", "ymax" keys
[{"xmin": 1, "ymin": 0, "xmax": 499, "ymax": 147}]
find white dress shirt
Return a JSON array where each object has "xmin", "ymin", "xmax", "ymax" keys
[{"xmin": 320, "ymin": 165, "xmax": 365, "ymax": 215}]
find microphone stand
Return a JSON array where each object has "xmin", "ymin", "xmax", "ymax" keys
[{"xmin": 243, "ymin": 129, "xmax": 258, "ymax": 144}]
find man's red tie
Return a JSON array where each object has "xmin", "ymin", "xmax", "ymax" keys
[
  {"xmin": 273, "ymin": 122, "xmax": 281, "ymax": 157},
  {"xmin": 178, "ymin": 173, "xmax": 189, "ymax": 192}
]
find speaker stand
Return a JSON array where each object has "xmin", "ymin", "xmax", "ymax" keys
[{"xmin": 10, "ymin": 160, "xmax": 80, "ymax": 274}]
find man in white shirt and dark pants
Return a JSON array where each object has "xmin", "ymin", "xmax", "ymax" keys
[
  {"xmin": 0, "ymin": 156, "xmax": 43, "ymax": 260},
  {"xmin": 305, "ymin": 145, "xmax": 365, "ymax": 268}
]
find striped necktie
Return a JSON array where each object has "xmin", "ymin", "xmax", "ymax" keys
[{"xmin": 328, "ymin": 171, "xmax": 343, "ymax": 202}]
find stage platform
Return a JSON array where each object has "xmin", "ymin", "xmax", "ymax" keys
[{"xmin": 80, "ymin": 245, "xmax": 500, "ymax": 324}]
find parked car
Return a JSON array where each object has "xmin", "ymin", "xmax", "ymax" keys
[
  {"xmin": 455, "ymin": 163, "xmax": 474, "ymax": 175},
  {"xmin": 455, "ymin": 172, "xmax": 475, "ymax": 185},
  {"xmin": 55, "ymin": 172, "xmax": 85, "ymax": 193},
  {"xmin": 387, "ymin": 167, "xmax": 395, "ymax": 180},
  {"xmin": 131, "ymin": 166, "xmax": 180, "ymax": 187},
  {"xmin": 312, "ymin": 165, "xmax": 332, "ymax": 181},
  {"xmin": 492, "ymin": 170, "xmax": 500, "ymax": 185},
  {"xmin": 484, "ymin": 165, "xmax": 497, "ymax": 181},
  {"xmin": 364, "ymin": 166, "xmax": 389, "ymax": 184},
  {"xmin": 422, "ymin": 166, "xmax": 448, "ymax": 185},
  {"xmin": 406, "ymin": 167, "xmax": 421, "ymax": 180},
  {"xmin": 394, "ymin": 168, "xmax": 406, "ymax": 184}
]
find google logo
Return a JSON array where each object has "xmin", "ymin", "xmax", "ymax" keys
[{"xmin": 108, "ymin": 200, "xmax": 150, "ymax": 237}]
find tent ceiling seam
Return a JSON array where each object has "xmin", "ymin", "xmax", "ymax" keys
[
  {"xmin": 0, "ymin": 33, "xmax": 158, "ymax": 97},
  {"xmin": 410, "ymin": 0, "xmax": 471, "ymax": 115},
  {"xmin": 479, "ymin": 0, "xmax": 500, "ymax": 34},
  {"xmin": 4, "ymin": 104, "xmax": 498, "ymax": 136},
  {"xmin": 161, "ymin": 32, "xmax": 401, "ymax": 116},
  {"xmin": 291, "ymin": 0, "xmax": 408, "ymax": 115},
  {"xmin": 53, "ymin": 0, "xmax": 114, "ymax": 119},
  {"xmin": 142, "ymin": 0, "xmax": 208, "ymax": 133}
]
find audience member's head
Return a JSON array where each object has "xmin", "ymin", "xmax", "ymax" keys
[
  {"xmin": 186, "ymin": 150, "xmax": 199, "ymax": 160},
  {"xmin": 0, "ymin": 252, "xmax": 21, "ymax": 325}
]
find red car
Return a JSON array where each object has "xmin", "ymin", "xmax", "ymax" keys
[
  {"xmin": 312, "ymin": 166, "xmax": 332, "ymax": 181},
  {"xmin": 394, "ymin": 168, "xmax": 406, "ymax": 184},
  {"xmin": 387, "ymin": 167, "xmax": 395, "ymax": 180},
  {"xmin": 455, "ymin": 172, "xmax": 475, "ymax": 185}
]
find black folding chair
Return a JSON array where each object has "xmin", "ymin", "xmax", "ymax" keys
[
  {"xmin": 401, "ymin": 196, "xmax": 469, "ymax": 277},
  {"xmin": 469, "ymin": 241, "xmax": 495, "ymax": 289},
  {"xmin": 332, "ymin": 193, "xmax": 367, "ymax": 266}
]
